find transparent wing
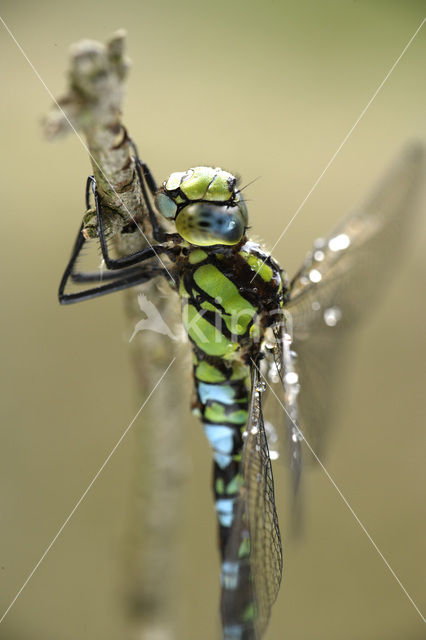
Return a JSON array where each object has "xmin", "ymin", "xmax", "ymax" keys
[
  {"xmin": 270, "ymin": 318, "xmax": 303, "ymax": 497},
  {"xmin": 221, "ymin": 365, "xmax": 282, "ymax": 639},
  {"xmin": 285, "ymin": 144, "xmax": 425, "ymax": 457}
]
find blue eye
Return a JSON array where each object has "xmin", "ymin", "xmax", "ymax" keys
[{"xmin": 175, "ymin": 203, "xmax": 246, "ymax": 246}]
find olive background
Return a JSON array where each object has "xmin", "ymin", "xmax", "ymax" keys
[{"xmin": 0, "ymin": 1, "xmax": 425, "ymax": 639}]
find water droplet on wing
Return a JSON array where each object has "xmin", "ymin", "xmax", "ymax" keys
[
  {"xmin": 285, "ymin": 372, "xmax": 299, "ymax": 385},
  {"xmin": 323, "ymin": 306, "xmax": 342, "ymax": 327},
  {"xmin": 309, "ymin": 269, "xmax": 322, "ymax": 283},
  {"xmin": 328, "ymin": 233, "xmax": 350, "ymax": 252}
]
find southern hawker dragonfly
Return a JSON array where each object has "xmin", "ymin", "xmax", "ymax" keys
[{"xmin": 59, "ymin": 142, "xmax": 424, "ymax": 639}]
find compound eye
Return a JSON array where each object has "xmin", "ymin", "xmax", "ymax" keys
[
  {"xmin": 155, "ymin": 192, "xmax": 177, "ymax": 219},
  {"xmin": 175, "ymin": 203, "xmax": 245, "ymax": 246}
]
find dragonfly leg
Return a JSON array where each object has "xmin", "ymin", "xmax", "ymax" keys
[
  {"xmin": 59, "ymin": 267, "xmax": 167, "ymax": 304},
  {"xmin": 58, "ymin": 221, "xmax": 168, "ymax": 305},
  {"xmin": 128, "ymin": 139, "xmax": 171, "ymax": 243},
  {"xmin": 58, "ymin": 178, "xmax": 176, "ymax": 304},
  {"xmin": 128, "ymin": 139, "xmax": 158, "ymax": 194},
  {"xmin": 70, "ymin": 265, "xmax": 150, "ymax": 283},
  {"xmin": 87, "ymin": 176, "xmax": 171, "ymax": 270}
]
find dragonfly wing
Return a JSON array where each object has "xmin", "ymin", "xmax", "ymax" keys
[
  {"xmin": 271, "ymin": 320, "xmax": 303, "ymax": 496},
  {"xmin": 286, "ymin": 144, "xmax": 425, "ymax": 457},
  {"xmin": 221, "ymin": 365, "xmax": 282, "ymax": 639}
]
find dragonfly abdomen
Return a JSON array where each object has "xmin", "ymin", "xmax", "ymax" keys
[
  {"xmin": 180, "ymin": 242, "xmax": 285, "ymax": 637},
  {"xmin": 193, "ymin": 358, "xmax": 258, "ymax": 638},
  {"xmin": 193, "ymin": 357, "xmax": 251, "ymax": 550}
]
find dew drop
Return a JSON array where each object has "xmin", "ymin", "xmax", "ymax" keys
[
  {"xmin": 268, "ymin": 362, "xmax": 280, "ymax": 384},
  {"xmin": 292, "ymin": 429, "xmax": 303, "ymax": 442},
  {"xmin": 264, "ymin": 420, "xmax": 278, "ymax": 442},
  {"xmin": 328, "ymin": 233, "xmax": 350, "ymax": 252},
  {"xmin": 256, "ymin": 380, "xmax": 266, "ymax": 393},
  {"xmin": 285, "ymin": 372, "xmax": 299, "ymax": 385},
  {"xmin": 309, "ymin": 269, "xmax": 322, "ymax": 283},
  {"xmin": 323, "ymin": 306, "xmax": 342, "ymax": 327}
]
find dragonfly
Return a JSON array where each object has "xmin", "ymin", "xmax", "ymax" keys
[{"xmin": 58, "ymin": 142, "xmax": 424, "ymax": 639}]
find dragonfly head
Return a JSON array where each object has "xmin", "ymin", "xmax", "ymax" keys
[{"xmin": 155, "ymin": 166, "xmax": 248, "ymax": 246}]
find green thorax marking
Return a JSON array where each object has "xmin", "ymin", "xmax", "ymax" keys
[
  {"xmin": 179, "ymin": 239, "xmax": 286, "ymax": 362},
  {"xmin": 189, "ymin": 249, "xmax": 208, "ymax": 264},
  {"xmin": 239, "ymin": 251, "xmax": 273, "ymax": 282},
  {"xmin": 183, "ymin": 303, "xmax": 239, "ymax": 357},
  {"xmin": 193, "ymin": 264, "xmax": 256, "ymax": 336}
]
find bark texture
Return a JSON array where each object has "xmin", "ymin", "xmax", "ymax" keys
[{"xmin": 44, "ymin": 31, "xmax": 187, "ymax": 640}]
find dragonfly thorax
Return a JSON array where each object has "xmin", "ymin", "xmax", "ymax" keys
[{"xmin": 155, "ymin": 166, "xmax": 248, "ymax": 246}]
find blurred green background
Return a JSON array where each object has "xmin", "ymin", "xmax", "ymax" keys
[{"xmin": 0, "ymin": 1, "xmax": 425, "ymax": 639}]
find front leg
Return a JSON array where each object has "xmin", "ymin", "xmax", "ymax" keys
[
  {"xmin": 58, "ymin": 176, "xmax": 177, "ymax": 304},
  {"xmin": 58, "ymin": 217, "xmax": 172, "ymax": 304},
  {"xmin": 88, "ymin": 176, "xmax": 172, "ymax": 269},
  {"xmin": 128, "ymin": 139, "xmax": 171, "ymax": 243}
]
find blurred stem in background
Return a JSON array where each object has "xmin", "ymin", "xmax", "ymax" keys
[{"xmin": 43, "ymin": 30, "xmax": 186, "ymax": 640}]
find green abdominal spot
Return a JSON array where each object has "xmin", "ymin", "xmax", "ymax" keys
[
  {"xmin": 238, "ymin": 537, "xmax": 251, "ymax": 558},
  {"xmin": 226, "ymin": 473, "xmax": 243, "ymax": 494},
  {"xmin": 194, "ymin": 360, "xmax": 251, "ymax": 388},
  {"xmin": 204, "ymin": 402, "xmax": 248, "ymax": 425},
  {"xmin": 242, "ymin": 603, "xmax": 256, "ymax": 623},
  {"xmin": 215, "ymin": 477, "xmax": 225, "ymax": 494},
  {"xmin": 195, "ymin": 360, "xmax": 227, "ymax": 383},
  {"xmin": 230, "ymin": 363, "xmax": 250, "ymax": 381}
]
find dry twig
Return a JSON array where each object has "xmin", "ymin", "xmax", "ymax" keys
[{"xmin": 44, "ymin": 30, "xmax": 187, "ymax": 640}]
